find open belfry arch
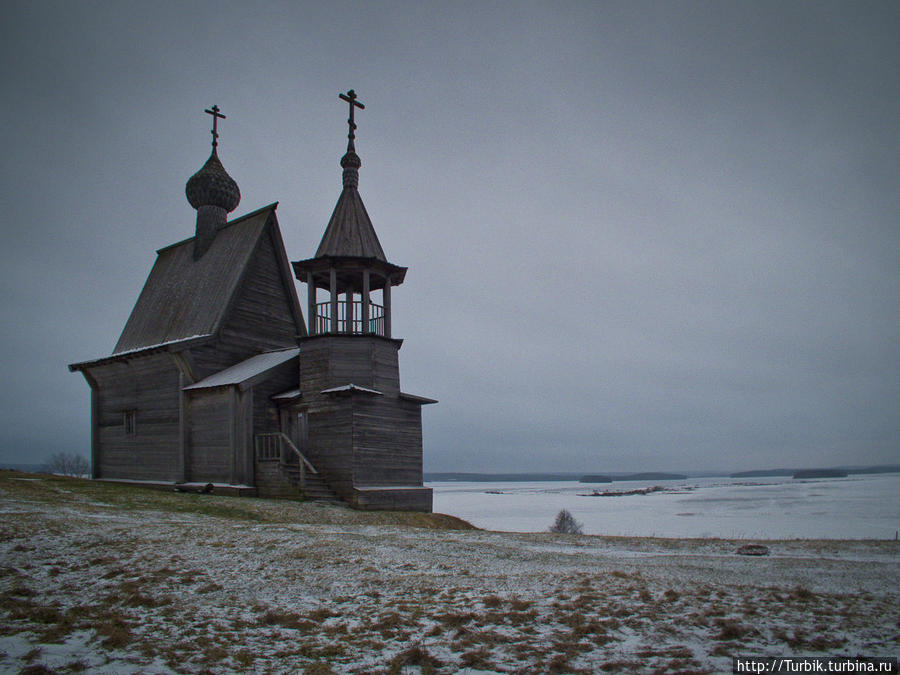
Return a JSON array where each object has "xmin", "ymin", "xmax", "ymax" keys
[{"xmin": 69, "ymin": 92, "xmax": 435, "ymax": 511}]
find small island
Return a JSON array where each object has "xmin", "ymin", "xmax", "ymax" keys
[
  {"xmin": 581, "ymin": 485, "xmax": 666, "ymax": 497},
  {"xmin": 618, "ymin": 472, "xmax": 687, "ymax": 481},
  {"xmin": 579, "ymin": 474, "xmax": 613, "ymax": 483},
  {"xmin": 792, "ymin": 469, "xmax": 848, "ymax": 479}
]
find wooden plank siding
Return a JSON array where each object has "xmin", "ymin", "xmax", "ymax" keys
[
  {"xmin": 190, "ymin": 228, "xmax": 303, "ymax": 380},
  {"xmin": 186, "ymin": 389, "xmax": 233, "ymax": 484},
  {"xmin": 298, "ymin": 336, "xmax": 401, "ymax": 394},
  {"xmin": 218, "ymin": 230, "xmax": 300, "ymax": 351},
  {"xmin": 295, "ymin": 333, "xmax": 431, "ymax": 506},
  {"xmin": 352, "ymin": 397, "xmax": 424, "ymax": 486},
  {"xmin": 90, "ymin": 353, "xmax": 181, "ymax": 481},
  {"xmin": 304, "ymin": 408, "xmax": 355, "ymax": 498}
]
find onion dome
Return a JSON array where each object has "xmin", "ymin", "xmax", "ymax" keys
[
  {"xmin": 185, "ymin": 149, "xmax": 241, "ymax": 213},
  {"xmin": 340, "ymin": 142, "xmax": 362, "ymax": 189}
]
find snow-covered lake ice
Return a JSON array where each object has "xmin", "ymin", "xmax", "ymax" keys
[{"xmin": 430, "ymin": 473, "xmax": 900, "ymax": 540}]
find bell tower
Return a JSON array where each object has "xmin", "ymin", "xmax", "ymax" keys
[
  {"xmin": 294, "ymin": 90, "xmax": 406, "ymax": 339},
  {"xmin": 291, "ymin": 91, "xmax": 435, "ymax": 511}
]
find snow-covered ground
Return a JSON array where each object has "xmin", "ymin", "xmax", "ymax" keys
[
  {"xmin": 431, "ymin": 474, "xmax": 900, "ymax": 539},
  {"xmin": 1, "ymin": 472, "xmax": 897, "ymax": 674}
]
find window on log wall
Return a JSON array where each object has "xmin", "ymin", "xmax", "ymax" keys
[{"xmin": 123, "ymin": 410, "xmax": 136, "ymax": 436}]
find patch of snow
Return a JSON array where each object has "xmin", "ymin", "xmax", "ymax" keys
[
  {"xmin": 183, "ymin": 348, "xmax": 299, "ymax": 390},
  {"xmin": 1, "ymin": 476, "xmax": 897, "ymax": 674},
  {"xmin": 321, "ymin": 383, "xmax": 383, "ymax": 395},
  {"xmin": 431, "ymin": 474, "xmax": 900, "ymax": 540}
]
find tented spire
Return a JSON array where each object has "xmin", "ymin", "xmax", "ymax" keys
[{"xmin": 314, "ymin": 90, "xmax": 385, "ymax": 260}]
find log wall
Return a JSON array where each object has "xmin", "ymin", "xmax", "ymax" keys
[
  {"xmin": 298, "ymin": 335, "xmax": 401, "ymax": 394},
  {"xmin": 296, "ymin": 334, "xmax": 430, "ymax": 506},
  {"xmin": 304, "ymin": 407, "xmax": 355, "ymax": 498},
  {"xmin": 191, "ymin": 229, "xmax": 301, "ymax": 379},
  {"xmin": 186, "ymin": 388, "xmax": 233, "ymax": 484},
  {"xmin": 89, "ymin": 353, "xmax": 181, "ymax": 481},
  {"xmin": 352, "ymin": 397, "xmax": 424, "ymax": 486}
]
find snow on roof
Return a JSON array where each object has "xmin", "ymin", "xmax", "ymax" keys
[
  {"xmin": 272, "ymin": 388, "xmax": 302, "ymax": 401},
  {"xmin": 184, "ymin": 348, "xmax": 299, "ymax": 390},
  {"xmin": 320, "ymin": 383, "xmax": 383, "ymax": 396},
  {"xmin": 69, "ymin": 333, "xmax": 214, "ymax": 370}
]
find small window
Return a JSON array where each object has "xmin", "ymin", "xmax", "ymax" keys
[{"xmin": 123, "ymin": 410, "xmax": 136, "ymax": 435}]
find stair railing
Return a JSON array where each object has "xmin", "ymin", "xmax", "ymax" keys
[{"xmin": 255, "ymin": 432, "xmax": 318, "ymax": 493}]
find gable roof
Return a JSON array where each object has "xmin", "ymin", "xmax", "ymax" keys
[
  {"xmin": 69, "ymin": 334, "xmax": 214, "ymax": 371},
  {"xmin": 314, "ymin": 186, "xmax": 387, "ymax": 260},
  {"xmin": 183, "ymin": 348, "xmax": 299, "ymax": 391},
  {"xmin": 112, "ymin": 204, "xmax": 303, "ymax": 355}
]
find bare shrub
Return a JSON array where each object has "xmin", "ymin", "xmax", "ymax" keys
[
  {"xmin": 46, "ymin": 452, "xmax": 90, "ymax": 477},
  {"xmin": 549, "ymin": 509, "xmax": 583, "ymax": 534}
]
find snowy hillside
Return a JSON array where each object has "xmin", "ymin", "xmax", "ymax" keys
[{"xmin": 1, "ymin": 472, "xmax": 897, "ymax": 673}]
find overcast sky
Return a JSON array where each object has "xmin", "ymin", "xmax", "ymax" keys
[{"xmin": 1, "ymin": 1, "xmax": 897, "ymax": 474}]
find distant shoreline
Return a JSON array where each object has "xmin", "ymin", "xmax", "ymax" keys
[{"xmin": 425, "ymin": 464, "xmax": 900, "ymax": 482}]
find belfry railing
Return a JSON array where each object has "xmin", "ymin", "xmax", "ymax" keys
[{"xmin": 314, "ymin": 300, "xmax": 384, "ymax": 335}]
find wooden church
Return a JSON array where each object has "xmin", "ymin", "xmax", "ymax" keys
[{"xmin": 69, "ymin": 93, "xmax": 435, "ymax": 511}]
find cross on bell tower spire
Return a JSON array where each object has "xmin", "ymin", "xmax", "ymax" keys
[
  {"xmin": 338, "ymin": 90, "xmax": 364, "ymax": 188},
  {"xmin": 204, "ymin": 104, "xmax": 226, "ymax": 149},
  {"xmin": 338, "ymin": 89, "xmax": 365, "ymax": 149}
]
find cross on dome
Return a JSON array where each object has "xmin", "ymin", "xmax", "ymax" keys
[{"xmin": 204, "ymin": 105, "xmax": 226, "ymax": 149}]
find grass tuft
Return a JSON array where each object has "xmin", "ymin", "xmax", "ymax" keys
[
  {"xmin": 260, "ymin": 609, "xmax": 316, "ymax": 631},
  {"xmin": 388, "ymin": 645, "xmax": 442, "ymax": 675},
  {"xmin": 713, "ymin": 617, "xmax": 753, "ymax": 641}
]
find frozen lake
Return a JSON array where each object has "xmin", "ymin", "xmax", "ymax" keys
[{"xmin": 430, "ymin": 473, "xmax": 900, "ymax": 540}]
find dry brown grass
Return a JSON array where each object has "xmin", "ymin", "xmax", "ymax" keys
[
  {"xmin": 306, "ymin": 606, "xmax": 340, "ymax": 622},
  {"xmin": 712, "ymin": 617, "xmax": 754, "ymax": 641},
  {"xmin": 388, "ymin": 645, "xmax": 442, "ymax": 675},
  {"xmin": 259, "ymin": 609, "xmax": 317, "ymax": 631},
  {"xmin": 2, "ymin": 470, "xmax": 897, "ymax": 675}
]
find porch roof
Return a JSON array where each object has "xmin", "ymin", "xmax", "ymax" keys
[{"xmin": 184, "ymin": 348, "xmax": 299, "ymax": 391}]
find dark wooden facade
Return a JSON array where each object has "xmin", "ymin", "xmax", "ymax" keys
[
  {"xmin": 292, "ymin": 336, "xmax": 433, "ymax": 510},
  {"xmin": 69, "ymin": 101, "xmax": 435, "ymax": 511},
  {"xmin": 69, "ymin": 205, "xmax": 307, "ymax": 493}
]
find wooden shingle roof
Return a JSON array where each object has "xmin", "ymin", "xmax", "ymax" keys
[
  {"xmin": 112, "ymin": 204, "xmax": 296, "ymax": 355},
  {"xmin": 314, "ymin": 185, "xmax": 386, "ymax": 260}
]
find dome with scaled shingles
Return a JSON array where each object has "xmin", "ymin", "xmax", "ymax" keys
[{"xmin": 185, "ymin": 149, "xmax": 241, "ymax": 212}]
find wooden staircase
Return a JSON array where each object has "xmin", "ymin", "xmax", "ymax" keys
[
  {"xmin": 256, "ymin": 432, "xmax": 343, "ymax": 504},
  {"xmin": 282, "ymin": 462, "xmax": 342, "ymax": 503}
]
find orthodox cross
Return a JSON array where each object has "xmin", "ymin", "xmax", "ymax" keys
[
  {"xmin": 338, "ymin": 90, "xmax": 365, "ymax": 141},
  {"xmin": 204, "ymin": 105, "xmax": 226, "ymax": 149}
]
